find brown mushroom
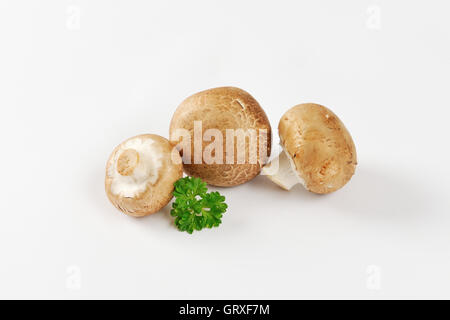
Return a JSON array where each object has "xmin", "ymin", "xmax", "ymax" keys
[
  {"xmin": 105, "ymin": 134, "xmax": 183, "ymax": 216},
  {"xmin": 169, "ymin": 87, "xmax": 272, "ymax": 187},
  {"xmin": 262, "ymin": 103, "xmax": 357, "ymax": 194}
]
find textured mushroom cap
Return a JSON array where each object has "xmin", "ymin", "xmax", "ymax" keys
[
  {"xmin": 105, "ymin": 134, "xmax": 183, "ymax": 217},
  {"xmin": 279, "ymin": 103, "xmax": 357, "ymax": 194},
  {"xmin": 170, "ymin": 87, "xmax": 272, "ymax": 187}
]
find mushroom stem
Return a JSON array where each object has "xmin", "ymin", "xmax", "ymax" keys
[
  {"xmin": 261, "ymin": 150, "xmax": 304, "ymax": 190},
  {"xmin": 117, "ymin": 148, "xmax": 139, "ymax": 176}
]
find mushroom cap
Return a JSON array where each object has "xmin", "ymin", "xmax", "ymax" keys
[
  {"xmin": 105, "ymin": 134, "xmax": 183, "ymax": 217},
  {"xmin": 169, "ymin": 87, "xmax": 272, "ymax": 187},
  {"xmin": 279, "ymin": 103, "xmax": 357, "ymax": 194}
]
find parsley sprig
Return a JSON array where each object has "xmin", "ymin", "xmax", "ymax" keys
[{"xmin": 170, "ymin": 177, "xmax": 228, "ymax": 234}]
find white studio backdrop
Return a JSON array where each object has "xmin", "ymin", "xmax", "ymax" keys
[{"xmin": 0, "ymin": 0, "xmax": 450, "ymax": 299}]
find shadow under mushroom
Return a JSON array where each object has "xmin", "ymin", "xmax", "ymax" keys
[{"xmin": 251, "ymin": 163, "xmax": 429, "ymax": 222}]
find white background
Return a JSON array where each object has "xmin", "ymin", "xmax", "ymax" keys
[{"xmin": 1, "ymin": 0, "xmax": 449, "ymax": 299}]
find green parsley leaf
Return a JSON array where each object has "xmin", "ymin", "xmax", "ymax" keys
[{"xmin": 170, "ymin": 177, "xmax": 228, "ymax": 234}]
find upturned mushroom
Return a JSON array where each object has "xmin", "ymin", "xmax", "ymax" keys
[
  {"xmin": 262, "ymin": 103, "xmax": 357, "ymax": 194},
  {"xmin": 105, "ymin": 134, "xmax": 183, "ymax": 216},
  {"xmin": 170, "ymin": 87, "xmax": 272, "ymax": 187}
]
